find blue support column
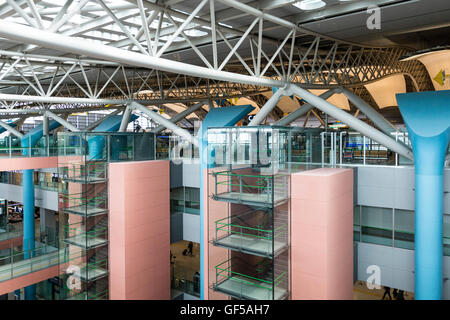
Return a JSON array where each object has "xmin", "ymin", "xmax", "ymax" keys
[
  {"xmin": 397, "ymin": 90, "xmax": 450, "ymax": 300},
  {"xmin": 22, "ymin": 168, "xmax": 36, "ymax": 300}
]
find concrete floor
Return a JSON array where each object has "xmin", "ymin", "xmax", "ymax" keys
[
  {"xmin": 170, "ymin": 240, "xmax": 200, "ymax": 285},
  {"xmin": 353, "ymin": 280, "xmax": 414, "ymax": 300}
]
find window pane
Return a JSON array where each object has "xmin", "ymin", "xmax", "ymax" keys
[
  {"xmin": 394, "ymin": 209, "xmax": 414, "ymax": 250},
  {"xmin": 361, "ymin": 206, "xmax": 393, "ymax": 246},
  {"xmin": 184, "ymin": 187, "xmax": 200, "ymax": 215},
  {"xmin": 170, "ymin": 187, "xmax": 185, "ymax": 213},
  {"xmin": 353, "ymin": 205, "xmax": 360, "ymax": 242}
]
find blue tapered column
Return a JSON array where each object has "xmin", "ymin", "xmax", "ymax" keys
[
  {"xmin": 22, "ymin": 169, "xmax": 36, "ymax": 300},
  {"xmin": 397, "ymin": 90, "xmax": 450, "ymax": 300}
]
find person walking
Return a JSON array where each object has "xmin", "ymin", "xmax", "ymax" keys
[
  {"xmin": 382, "ymin": 286, "xmax": 392, "ymax": 300},
  {"xmin": 187, "ymin": 241, "xmax": 194, "ymax": 256}
]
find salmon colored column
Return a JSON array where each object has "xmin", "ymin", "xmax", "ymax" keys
[
  {"xmin": 291, "ymin": 168, "xmax": 353, "ymax": 300},
  {"xmin": 203, "ymin": 168, "xmax": 230, "ymax": 300},
  {"xmin": 109, "ymin": 160, "xmax": 170, "ymax": 300}
]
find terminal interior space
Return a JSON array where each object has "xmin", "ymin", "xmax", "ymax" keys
[{"xmin": 0, "ymin": 0, "xmax": 448, "ymax": 301}]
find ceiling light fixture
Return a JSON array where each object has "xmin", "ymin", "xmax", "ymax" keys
[{"xmin": 293, "ymin": 0, "xmax": 326, "ymax": 11}]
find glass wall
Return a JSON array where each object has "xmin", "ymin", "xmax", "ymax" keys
[
  {"xmin": 0, "ymin": 170, "xmax": 67, "ymax": 193},
  {"xmin": 206, "ymin": 126, "xmax": 291, "ymax": 300},
  {"xmin": 0, "ymin": 135, "xmax": 58, "ymax": 158},
  {"xmin": 170, "ymin": 187, "xmax": 200, "ymax": 215},
  {"xmin": 354, "ymin": 204, "xmax": 450, "ymax": 255}
]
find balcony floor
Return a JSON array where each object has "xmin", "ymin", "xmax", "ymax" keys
[
  {"xmin": 213, "ymin": 192, "xmax": 287, "ymax": 207},
  {"xmin": 214, "ymin": 234, "xmax": 287, "ymax": 258},
  {"xmin": 78, "ymin": 267, "xmax": 108, "ymax": 282},
  {"xmin": 214, "ymin": 276, "xmax": 288, "ymax": 300},
  {"xmin": 64, "ymin": 176, "xmax": 106, "ymax": 184},
  {"xmin": 63, "ymin": 205, "xmax": 108, "ymax": 217},
  {"xmin": 64, "ymin": 235, "xmax": 108, "ymax": 250}
]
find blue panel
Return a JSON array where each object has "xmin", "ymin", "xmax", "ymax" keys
[
  {"xmin": 397, "ymin": 90, "xmax": 450, "ymax": 300},
  {"xmin": 198, "ymin": 105, "xmax": 254, "ymax": 300},
  {"xmin": 21, "ymin": 120, "xmax": 61, "ymax": 154},
  {"xmin": 0, "ymin": 121, "xmax": 18, "ymax": 134},
  {"xmin": 89, "ymin": 114, "xmax": 138, "ymax": 160},
  {"xmin": 92, "ymin": 114, "xmax": 138, "ymax": 132}
]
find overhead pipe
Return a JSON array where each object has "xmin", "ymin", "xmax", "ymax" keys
[
  {"xmin": 287, "ymin": 84, "xmax": 414, "ymax": 160},
  {"xmin": 42, "ymin": 115, "xmax": 49, "ymax": 136},
  {"xmin": 275, "ymin": 89, "xmax": 337, "ymax": 126},
  {"xmin": 0, "ymin": 20, "xmax": 282, "ymax": 88},
  {"xmin": 151, "ymin": 100, "xmax": 207, "ymax": 134},
  {"xmin": 341, "ymin": 87, "xmax": 398, "ymax": 135},
  {"xmin": 119, "ymin": 106, "xmax": 133, "ymax": 132},
  {"xmin": 44, "ymin": 111, "xmax": 80, "ymax": 132},
  {"xmin": 0, "ymin": 121, "xmax": 24, "ymax": 138},
  {"xmin": 129, "ymin": 101, "xmax": 198, "ymax": 147},
  {"xmin": 248, "ymin": 86, "xmax": 286, "ymax": 126}
]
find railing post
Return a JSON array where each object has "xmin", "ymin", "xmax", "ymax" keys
[
  {"xmin": 8, "ymin": 135, "xmax": 11, "ymax": 158},
  {"xmin": 363, "ymin": 136, "xmax": 366, "ymax": 165},
  {"xmin": 10, "ymin": 249, "xmax": 13, "ymax": 278},
  {"xmin": 239, "ymin": 175, "xmax": 242, "ymax": 201}
]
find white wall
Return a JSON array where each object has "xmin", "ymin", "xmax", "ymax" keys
[
  {"xmin": 182, "ymin": 213, "xmax": 200, "ymax": 243},
  {"xmin": 0, "ymin": 183, "xmax": 58, "ymax": 211},
  {"xmin": 182, "ymin": 163, "xmax": 200, "ymax": 188},
  {"xmin": 356, "ymin": 166, "xmax": 450, "ymax": 214},
  {"xmin": 357, "ymin": 242, "xmax": 450, "ymax": 299}
]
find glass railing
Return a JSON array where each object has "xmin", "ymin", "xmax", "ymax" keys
[
  {"xmin": 214, "ymin": 212, "xmax": 288, "ymax": 257},
  {"xmin": 169, "ymin": 135, "xmax": 199, "ymax": 164},
  {"xmin": 0, "ymin": 135, "xmax": 58, "ymax": 158},
  {"xmin": 211, "ymin": 169, "xmax": 289, "ymax": 206},
  {"xmin": 59, "ymin": 161, "xmax": 107, "ymax": 183},
  {"xmin": 171, "ymin": 262, "xmax": 200, "ymax": 297},
  {"xmin": 0, "ymin": 223, "xmax": 23, "ymax": 242},
  {"xmin": 207, "ymin": 126, "xmax": 306, "ymax": 168},
  {"xmin": 66, "ymin": 288, "xmax": 109, "ymax": 300},
  {"xmin": 57, "ymin": 132, "xmax": 155, "ymax": 162},
  {"xmin": 0, "ymin": 243, "xmax": 72, "ymax": 283},
  {"xmin": 61, "ymin": 192, "xmax": 107, "ymax": 207},
  {"xmin": 64, "ymin": 222, "xmax": 108, "ymax": 250}
]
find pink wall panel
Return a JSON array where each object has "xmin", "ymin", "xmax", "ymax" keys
[
  {"xmin": 291, "ymin": 168, "xmax": 353, "ymax": 300},
  {"xmin": 204, "ymin": 168, "xmax": 230, "ymax": 300},
  {"xmin": 109, "ymin": 160, "xmax": 170, "ymax": 300},
  {"xmin": 0, "ymin": 156, "xmax": 58, "ymax": 171},
  {"xmin": 0, "ymin": 236, "xmax": 22, "ymax": 251},
  {"xmin": 0, "ymin": 262, "xmax": 68, "ymax": 295}
]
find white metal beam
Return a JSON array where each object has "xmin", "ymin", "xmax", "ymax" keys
[
  {"xmin": 248, "ymin": 87, "xmax": 286, "ymax": 126},
  {"xmin": 130, "ymin": 101, "xmax": 197, "ymax": 147},
  {"xmin": 275, "ymin": 89, "xmax": 337, "ymax": 126},
  {"xmin": 151, "ymin": 100, "xmax": 207, "ymax": 134},
  {"xmin": 342, "ymin": 87, "xmax": 398, "ymax": 135},
  {"xmin": 44, "ymin": 110, "xmax": 79, "ymax": 132},
  {"xmin": 0, "ymin": 20, "xmax": 283, "ymax": 88},
  {"xmin": 0, "ymin": 120, "xmax": 24, "ymax": 138},
  {"xmin": 288, "ymin": 85, "xmax": 414, "ymax": 160}
]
